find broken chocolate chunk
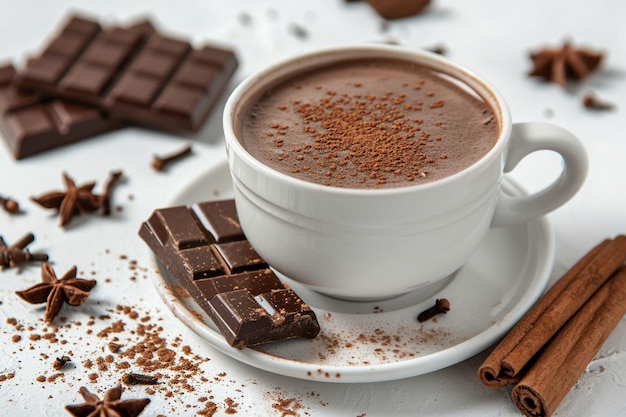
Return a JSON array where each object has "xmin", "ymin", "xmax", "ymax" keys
[{"xmin": 139, "ymin": 199, "xmax": 320, "ymax": 348}]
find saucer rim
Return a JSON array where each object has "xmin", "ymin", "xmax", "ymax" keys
[{"xmin": 147, "ymin": 158, "xmax": 554, "ymax": 383}]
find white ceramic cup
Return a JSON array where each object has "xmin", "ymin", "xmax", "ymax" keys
[{"xmin": 223, "ymin": 44, "xmax": 588, "ymax": 301}]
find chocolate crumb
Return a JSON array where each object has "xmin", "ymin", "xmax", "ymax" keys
[
  {"xmin": 52, "ymin": 355, "xmax": 71, "ymax": 370},
  {"xmin": 122, "ymin": 372, "xmax": 159, "ymax": 385},
  {"xmin": 108, "ymin": 341, "xmax": 122, "ymax": 353}
]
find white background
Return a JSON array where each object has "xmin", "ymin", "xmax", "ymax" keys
[{"xmin": 1, "ymin": 1, "xmax": 625, "ymax": 416}]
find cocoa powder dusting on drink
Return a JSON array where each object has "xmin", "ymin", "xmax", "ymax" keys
[{"xmin": 241, "ymin": 59, "xmax": 498, "ymax": 188}]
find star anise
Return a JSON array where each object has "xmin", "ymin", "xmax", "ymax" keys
[
  {"xmin": 65, "ymin": 385, "xmax": 150, "ymax": 417},
  {"xmin": 528, "ymin": 41, "xmax": 604, "ymax": 86},
  {"xmin": 31, "ymin": 172, "xmax": 101, "ymax": 226},
  {"xmin": 15, "ymin": 262, "xmax": 96, "ymax": 322},
  {"xmin": 1, "ymin": 233, "xmax": 48, "ymax": 270},
  {"xmin": 31, "ymin": 171, "xmax": 123, "ymax": 227}
]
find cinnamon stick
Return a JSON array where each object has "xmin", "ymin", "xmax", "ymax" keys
[
  {"xmin": 511, "ymin": 266, "xmax": 626, "ymax": 417},
  {"xmin": 478, "ymin": 235, "xmax": 626, "ymax": 387}
]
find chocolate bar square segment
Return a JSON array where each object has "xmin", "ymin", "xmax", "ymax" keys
[
  {"xmin": 57, "ymin": 15, "xmax": 101, "ymax": 42},
  {"xmin": 191, "ymin": 200, "xmax": 243, "ymax": 243},
  {"xmin": 47, "ymin": 32, "xmax": 91, "ymax": 57},
  {"xmin": 180, "ymin": 246, "xmax": 226, "ymax": 281},
  {"xmin": 21, "ymin": 55, "xmax": 72, "ymax": 85},
  {"xmin": 207, "ymin": 287, "xmax": 320, "ymax": 348},
  {"xmin": 6, "ymin": 107, "xmax": 55, "ymax": 140},
  {"xmin": 257, "ymin": 289, "xmax": 319, "ymax": 336},
  {"xmin": 128, "ymin": 48, "xmax": 180, "ymax": 78},
  {"xmin": 211, "ymin": 240, "xmax": 267, "ymax": 274},
  {"xmin": 21, "ymin": 16, "xmax": 101, "ymax": 84},
  {"xmin": 194, "ymin": 269, "xmax": 283, "ymax": 300},
  {"xmin": 61, "ymin": 62, "xmax": 113, "ymax": 95},
  {"xmin": 79, "ymin": 37, "xmax": 131, "ymax": 68},
  {"xmin": 208, "ymin": 289, "xmax": 274, "ymax": 348},
  {"xmin": 109, "ymin": 73, "xmax": 161, "ymax": 106},
  {"xmin": 152, "ymin": 84, "xmax": 206, "ymax": 120},
  {"xmin": 144, "ymin": 205, "xmax": 210, "ymax": 249}
]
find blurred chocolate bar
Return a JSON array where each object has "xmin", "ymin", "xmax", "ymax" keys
[
  {"xmin": 139, "ymin": 199, "xmax": 320, "ymax": 348},
  {"xmin": 16, "ymin": 14, "xmax": 238, "ymax": 133},
  {"xmin": 0, "ymin": 62, "xmax": 122, "ymax": 159},
  {"xmin": 368, "ymin": 0, "xmax": 431, "ymax": 19}
]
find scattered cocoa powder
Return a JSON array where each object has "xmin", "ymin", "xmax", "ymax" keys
[
  {"xmin": 224, "ymin": 397, "xmax": 239, "ymax": 414},
  {"xmin": 198, "ymin": 401, "xmax": 218, "ymax": 416},
  {"xmin": 267, "ymin": 388, "xmax": 316, "ymax": 417},
  {"xmin": 0, "ymin": 372, "xmax": 15, "ymax": 382},
  {"xmin": 1, "ymin": 257, "xmax": 331, "ymax": 415}
]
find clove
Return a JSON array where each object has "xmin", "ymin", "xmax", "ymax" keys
[
  {"xmin": 0, "ymin": 233, "xmax": 49, "ymax": 269},
  {"xmin": 417, "ymin": 298, "xmax": 450, "ymax": 322},
  {"xmin": 151, "ymin": 144, "xmax": 193, "ymax": 171},
  {"xmin": 100, "ymin": 170, "xmax": 124, "ymax": 216},
  {"xmin": 122, "ymin": 372, "xmax": 159, "ymax": 386},
  {"xmin": 582, "ymin": 93, "xmax": 615, "ymax": 111}
]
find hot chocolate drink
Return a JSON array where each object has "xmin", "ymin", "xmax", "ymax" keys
[{"xmin": 237, "ymin": 58, "xmax": 499, "ymax": 189}]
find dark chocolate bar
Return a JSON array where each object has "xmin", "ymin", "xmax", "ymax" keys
[
  {"xmin": 139, "ymin": 199, "xmax": 320, "ymax": 348},
  {"xmin": 0, "ymin": 62, "xmax": 122, "ymax": 159},
  {"xmin": 16, "ymin": 14, "xmax": 238, "ymax": 133}
]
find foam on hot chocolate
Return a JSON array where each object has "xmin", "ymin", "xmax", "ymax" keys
[{"xmin": 238, "ymin": 58, "xmax": 499, "ymax": 189}]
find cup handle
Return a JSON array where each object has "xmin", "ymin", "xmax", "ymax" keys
[{"xmin": 491, "ymin": 122, "xmax": 588, "ymax": 227}]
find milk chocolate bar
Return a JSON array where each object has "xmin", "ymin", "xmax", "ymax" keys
[
  {"xmin": 0, "ymin": 62, "xmax": 122, "ymax": 159},
  {"xmin": 139, "ymin": 199, "xmax": 320, "ymax": 348},
  {"xmin": 16, "ymin": 14, "xmax": 238, "ymax": 133}
]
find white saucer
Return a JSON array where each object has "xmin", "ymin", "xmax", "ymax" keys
[{"xmin": 149, "ymin": 159, "xmax": 554, "ymax": 383}]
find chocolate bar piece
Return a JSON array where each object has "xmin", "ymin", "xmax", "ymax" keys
[
  {"xmin": 139, "ymin": 199, "xmax": 320, "ymax": 348},
  {"xmin": 16, "ymin": 14, "xmax": 238, "ymax": 133},
  {"xmin": 0, "ymin": 62, "xmax": 122, "ymax": 159}
]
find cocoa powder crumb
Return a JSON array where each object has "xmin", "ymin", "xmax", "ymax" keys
[
  {"xmin": 0, "ymin": 372, "xmax": 15, "ymax": 382},
  {"xmin": 198, "ymin": 401, "xmax": 218, "ymax": 416},
  {"xmin": 224, "ymin": 397, "xmax": 239, "ymax": 414},
  {"xmin": 270, "ymin": 395, "xmax": 306, "ymax": 417},
  {"xmin": 108, "ymin": 341, "xmax": 121, "ymax": 353},
  {"xmin": 46, "ymin": 372, "xmax": 64, "ymax": 382}
]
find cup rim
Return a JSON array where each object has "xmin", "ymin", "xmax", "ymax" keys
[{"xmin": 223, "ymin": 43, "xmax": 512, "ymax": 196}]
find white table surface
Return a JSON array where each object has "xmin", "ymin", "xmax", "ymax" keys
[{"xmin": 1, "ymin": 1, "xmax": 625, "ymax": 416}]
